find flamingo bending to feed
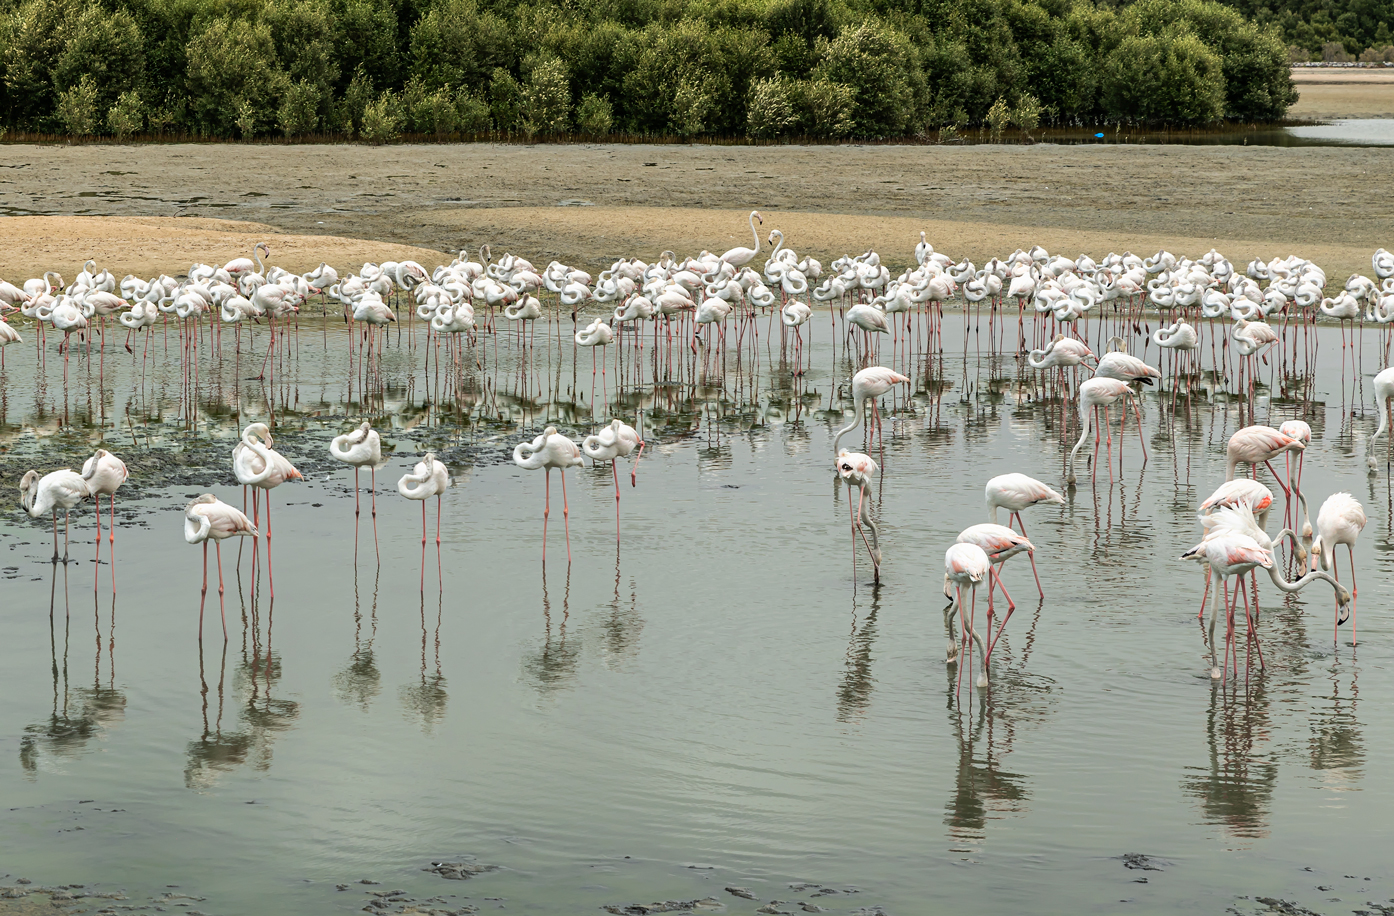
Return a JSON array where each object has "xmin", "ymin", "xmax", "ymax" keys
[
  {"xmin": 80, "ymin": 449, "xmax": 127, "ymax": 592},
  {"xmin": 184, "ymin": 495, "xmax": 256, "ymax": 641},
  {"xmin": 1367, "ymin": 366, "xmax": 1394, "ymax": 473},
  {"xmin": 19, "ymin": 468, "xmax": 89, "ymax": 563},
  {"xmin": 397, "ymin": 452, "xmax": 450, "ymax": 590},
  {"xmin": 831, "ymin": 366, "xmax": 910, "ymax": 455},
  {"xmin": 1067, "ymin": 378, "xmax": 1139, "ymax": 485},
  {"xmin": 1026, "ymin": 334, "xmax": 1095, "ymax": 370},
  {"xmin": 955, "ymin": 523, "xmax": 1034, "ymax": 654},
  {"xmin": 514, "ymin": 427, "xmax": 584, "ymax": 564},
  {"xmin": 944, "ymin": 543, "xmax": 991, "ymax": 690},
  {"xmin": 582, "ymin": 415, "xmax": 645, "ymax": 544},
  {"xmin": 836, "ymin": 449, "xmax": 881, "ymax": 581},
  {"xmin": 1309, "ymin": 492, "xmax": 1366, "ymax": 644}
]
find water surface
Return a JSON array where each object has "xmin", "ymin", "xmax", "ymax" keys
[{"xmin": 1, "ymin": 309, "xmax": 1391, "ymax": 915}]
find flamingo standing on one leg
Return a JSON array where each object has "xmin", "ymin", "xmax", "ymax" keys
[
  {"xmin": 330, "ymin": 420, "xmax": 387, "ymax": 522},
  {"xmin": 184, "ymin": 494, "xmax": 256, "ymax": 642},
  {"xmin": 397, "ymin": 452, "xmax": 450, "ymax": 592},
  {"xmin": 80, "ymin": 449, "xmax": 127, "ymax": 593},
  {"xmin": 232, "ymin": 422, "xmax": 302, "ymax": 598},
  {"xmin": 831, "ymin": 366, "xmax": 911, "ymax": 455},
  {"xmin": 514, "ymin": 427, "xmax": 584, "ymax": 565},
  {"xmin": 582, "ymin": 414, "xmax": 644, "ymax": 545},
  {"xmin": 836, "ymin": 449, "xmax": 882, "ymax": 582}
]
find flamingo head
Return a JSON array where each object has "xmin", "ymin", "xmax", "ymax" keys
[{"xmin": 19, "ymin": 470, "xmax": 38, "ymax": 510}]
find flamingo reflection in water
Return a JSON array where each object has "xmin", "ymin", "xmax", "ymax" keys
[{"xmin": 21, "ymin": 563, "xmax": 127, "ymax": 779}]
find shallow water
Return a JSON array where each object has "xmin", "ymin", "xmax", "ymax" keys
[{"xmin": 1, "ymin": 308, "xmax": 1393, "ymax": 916}]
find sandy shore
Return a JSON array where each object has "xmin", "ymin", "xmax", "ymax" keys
[
  {"xmin": 0, "ymin": 130, "xmax": 1389, "ymax": 279},
  {"xmin": 1289, "ymin": 68, "xmax": 1394, "ymax": 118}
]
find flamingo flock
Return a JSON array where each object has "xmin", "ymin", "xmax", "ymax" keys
[{"xmin": 7, "ymin": 230, "xmax": 1393, "ymax": 695}]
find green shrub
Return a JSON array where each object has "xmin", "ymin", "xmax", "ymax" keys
[
  {"xmin": 55, "ymin": 73, "xmax": 98, "ymax": 135},
  {"xmin": 814, "ymin": 21, "xmax": 919, "ymax": 137},
  {"xmin": 489, "ymin": 67, "xmax": 525, "ymax": 131},
  {"xmin": 334, "ymin": 68, "xmax": 374, "ymax": 136},
  {"xmin": 360, "ymin": 90, "xmax": 403, "ymax": 142},
  {"xmin": 984, "ymin": 97, "xmax": 1010, "ymax": 133},
  {"xmin": 456, "ymin": 90, "xmax": 493, "ymax": 132},
  {"xmin": 408, "ymin": 82, "xmax": 460, "ymax": 135},
  {"xmin": 1101, "ymin": 31, "xmax": 1225, "ymax": 124},
  {"xmin": 1013, "ymin": 92, "xmax": 1042, "ymax": 133},
  {"xmin": 747, "ymin": 76, "xmax": 797, "ymax": 137},
  {"xmin": 278, "ymin": 80, "xmax": 322, "ymax": 137},
  {"xmin": 790, "ymin": 77, "xmax": 854, "ymax": 136},
  {"xmin": 185, "ymin": 18, "xmax": 283, "ymax": 135},
  {"xmin": 107, "ymin": 90, "xmax": 144, "ymax": 138},
  {"xmin": 575, "ymin": 92, "xmax": 613, "ymax": 136},
  {"xmin": 522, "ymin": 57, "xmax": 571, "ymax": 136}
]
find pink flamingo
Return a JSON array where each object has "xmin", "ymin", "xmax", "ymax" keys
[
  {"xmin": 514, "ymin": 427, "xmax": 583, "ymax": 564},
  {"xmin": 184, "ymin": 494, "xmax": 256, "ymax": 641},
  {"xmin": 80, "ymin": 449, "xmax": 127, "ymax": 593}
]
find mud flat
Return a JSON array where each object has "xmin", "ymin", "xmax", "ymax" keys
[
  {"xmin": 1, "ymin": 136, "xmax": 1389, "ymax": 278},
  {"xmin": 1290, "ymin": 66, "xmax": 1394, "ymax": 119}
]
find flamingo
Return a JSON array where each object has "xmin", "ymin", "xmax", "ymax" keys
[
  {"xmin": 1277, "ymin": 419, "xmax": 1312, "ymax": 527},
  {"xmin": 1026, "ymin": 334, "xmax": 1094, "ymax": 370},
  {"xmin": 1225, "ymin": 426, "xmax": 1305, "ymax": 501},
  {"xmin": 0, "ymin": 315, "xmax": 21, "ymax": 366},
  {"xmin": 1366, "ymin": 366, "xmax": 1394, "ymax": 473},
  {"xmin": 19, "ymin": 469, "xmax": 89, "ymax": 564},
  {"xmin": 1153, "ymin": 320, "xmax": 1198, "ymax": 351},
  {"xmin": 983, "ymin": 472, "xmax": 1061, "ymax": 594},
  {"xmin": 718, "ymin": 211, "xmax": 763, "ymax": 268},
  {"xmin": 831, "ymin": 366, "xmax": 910, "ymax": 455},
  {"xmin": 836, "ymin": 449, "xmax": 881, "ymax": 582},
  {"xmin": 955, "ymin": 524, "xmax": 1034, "ymax": 654},
  {"xmin": 184, "ymin": 495, "xmax": 256, "ymax": 641},
  {"xmin": 232, "ymin": 422, "xmax": 302, "ymax": 598},
  {"xmin": 1181, "ymin": 532, "xmax": 1273, "ymax": 680},
  {"xmin": 330, "ymin": 420, "xmax": 387, "ymax": 520},
  {"xmin": 582, "ymin": 415, "xmax": 645, "ymax": 544},
  {"xmin": 1067, "ymin": 378, "xmax": 1139, "ymax": 484},
  {"xmin": 1309, "ymin": 492, "xmax": 1366, "ymax": 644},
  {"xmin": 80, "ymin": 449, "xmax": 127, "ymax": 593},
  {"xmin": 944, "ymin": 542, "xmax": 990, "ymax": 690},
  {"xmin": 513, "ymin": 427, "xmax": 584, "ymax": 564},
  {"xmin": 397, "ymin": 452, "xmax": 450, "ymax": 590},
  {"xmin": 224, "ymin": 242, "xmax": 270, "ymax": 277}
]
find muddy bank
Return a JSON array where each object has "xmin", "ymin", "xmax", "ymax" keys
[{"xmin": 0, "ymin": 142, "xmax": 1389, "ymax": 279}]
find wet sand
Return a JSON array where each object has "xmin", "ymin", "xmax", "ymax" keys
[{"xmin": 0, "ymin": 86, "xmax": 1390, "ymax": 279}]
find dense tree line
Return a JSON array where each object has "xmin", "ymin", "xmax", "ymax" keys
[
  {"xmin": 1184, "ymin": 0, "xmax": 1394, "ymax": 59},
  {"xmin": 0, "ymin": 0, "xmax": 1296, "ymax": 141}
]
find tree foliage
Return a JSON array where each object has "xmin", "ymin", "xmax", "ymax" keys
[{"xmin": 0, "ymin": 0, "xmax": 1299, "ymax": 139}]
